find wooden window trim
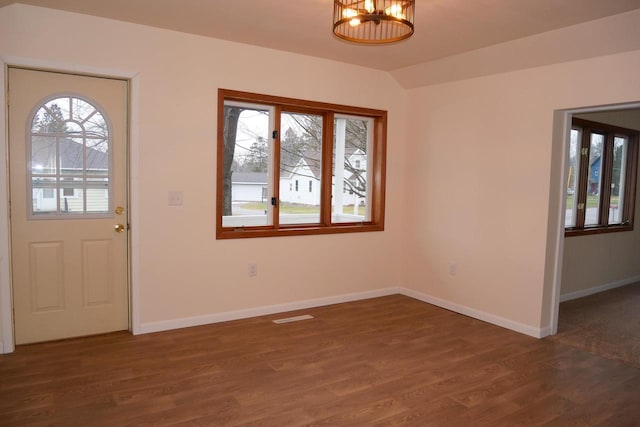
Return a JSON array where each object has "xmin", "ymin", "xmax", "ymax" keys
[
  {"xmin": 565, "ymin": 118, "xmax": 639, "ymax": 237},
  {"xmin": 216, "ymin": 89, "xmax": 387, "ymax": 239}
]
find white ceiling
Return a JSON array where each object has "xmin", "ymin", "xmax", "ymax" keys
[{"xmin": 2, "ymin": 0, "xmax": 640, "ymax": 71}]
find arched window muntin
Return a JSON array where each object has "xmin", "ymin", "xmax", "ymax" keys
[{"xmin": 27, "ymin": 93, "xmax": 113, "ymax": 219}]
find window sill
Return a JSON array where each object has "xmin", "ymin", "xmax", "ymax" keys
[
  {"xmin": 216, "ymin": 223, "xmax": 384, "ymax": 239},
  {"xmin": 565, "ymin": 224, "xmax": 633, "ymax": 237}
]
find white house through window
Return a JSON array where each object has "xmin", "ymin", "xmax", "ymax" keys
[{"xmin": 217, "ymin": 89, "xmax": 387, "ymax": 239}]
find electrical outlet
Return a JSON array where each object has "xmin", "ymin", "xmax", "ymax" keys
[
  {"xmin": 168, "ymin": 190, "xmax": 183, "ymax": 206},
  {"xmin": 449, "ymin": 262, "xmax": 457, "ymax": 276},
  {"xmin": 248, "ymin": 263, "xmax": 258, "ymax": 277}
]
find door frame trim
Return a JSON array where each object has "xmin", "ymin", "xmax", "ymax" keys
[
  {"xmin": 0, "ymin": 56, "xmax": 141, "ymax": 353},
  {"xmin": 0, "ymin": 61, "xmax": 10, "ymax": 353}
]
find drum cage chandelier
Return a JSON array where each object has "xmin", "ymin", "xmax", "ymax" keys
[{"xmin": 333, "ymin": 0, "xmax": 415, "ymax": 44}]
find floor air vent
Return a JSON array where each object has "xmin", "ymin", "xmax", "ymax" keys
[{"xmin": 272, "ymin": 314, "xmax": 314, "ymax": 324}]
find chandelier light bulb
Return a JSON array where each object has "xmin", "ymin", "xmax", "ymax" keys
[{"xmin": 364, "ymin": 0, "xmax": 375, "ymax": 13}]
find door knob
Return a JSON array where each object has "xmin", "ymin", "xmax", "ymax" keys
[{"xmin": 114, "ymin": 224, "xmax": 125, "ymax": 233}]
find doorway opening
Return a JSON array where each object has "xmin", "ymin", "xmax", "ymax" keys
[{"xmin": 549, "ymin": 103, "xmax": 640, "ymax": 352}]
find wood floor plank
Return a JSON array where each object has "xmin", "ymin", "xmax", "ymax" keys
[
  {"xmin": 372, "ymin": 396, "xmax": 469, "ymax": 427},
  {"xmin": 549, "ymin": 282, "xmax": 640, "ymax": 368},
  {"xmin": 493, "ymin": 394, "xmax": 578, "ymax": 426},
  {"xmin": 1, "ymin": 295, "xmax": 639, "ymax": 426}
]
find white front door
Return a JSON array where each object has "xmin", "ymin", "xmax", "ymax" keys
[{"xmin": 8, "ymin": 68, "xmax": 129, "ymax": 344}]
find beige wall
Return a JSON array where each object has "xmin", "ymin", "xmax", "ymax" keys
[
  {"xmin": 561, "ymin": 109, "xmax": 640, "ymax": 296},
  {"xmin": 0, "ymin": 4, "xmax": 407, "ymax": 334},
  {"xmin": 402, "ymin": 49, "xmax": 640, "ymax": 330},
  {"xmin": 562, "ymin": 220, "xmax": 640, "ymax": 295}
]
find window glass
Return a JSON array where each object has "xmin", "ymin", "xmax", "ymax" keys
[
  {"xmin": 31, "ymin": 177, "xmax": 57, "ymax": 213},
  {"xmin": 60, "ymin": 183, "xmax": 83, "ymax": 212},
  {"xmin": 29, "ymin": 96, "xmax": 110, "ymax": 217},
  {"xmin": 87, "ymin": 178, "xmax": 110, "ymax": 213},
  {"xmin": 566, "ymin": 117, "xmax": 638, "ymax": 236},
  {"xmin": 279, "ymin": 112, "xmax": 322, "ymax": 225},
  {"xmin": 31, "ymin": 135, "xmax": 57, "ymax": 174},
  {"xmin": 332, "ymin": 115, "xmax": 372, "ymax": 223},
  {"xmin": 217, "ymin": 89, "xmax": 386, "ymax": 239},
  {"xmin": 585, "ymin": 133, "xmax": 604, "ymax": 226},
  {"xmin": 565, "ymin": 129, "xmax": 581, "ymax": 228},
  {"xmin": 609, "ymin": 136, "xmax": 628, "ymax": 224},
  {"xmin": 221, "ymin": 104, "xmax": 272, "ymax": 228}
]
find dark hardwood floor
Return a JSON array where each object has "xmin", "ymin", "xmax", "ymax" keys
[
  {"xmin": 1, "ymin": 295, "xmax": 639, "ymax": 426},
  {"xmin": 549, "ymin": 282, "xmax": 640, "ymax": 369}
]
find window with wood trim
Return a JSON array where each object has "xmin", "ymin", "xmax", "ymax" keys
[
  {"xmin": 217, "ymin": 89, "xmax": 386, "ymax": 239},
  {"xmin": 565, "ymin": 118, "xmax": 639, "ymax": 236}
]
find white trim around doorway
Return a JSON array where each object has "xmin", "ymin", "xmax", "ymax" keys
[{"xmin": 547, "ymin": 101, "xmax": 640, "ymax": 338}]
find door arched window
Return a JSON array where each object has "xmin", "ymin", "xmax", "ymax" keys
[{"xmin": 28, "ymin": 95, "xmax": 111, "ymax": 217}]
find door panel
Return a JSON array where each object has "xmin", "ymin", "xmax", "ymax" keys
[
  {"xmin": 28, "ymin": 241, "xmax": 64, "ymax": 311},
  {"xmin": 9, "ymin": 68, "xmax": 129, "ymax": 344},
  {"xmin": 82, "ymin": 239, "xmax": 114, "ymax": 306}
]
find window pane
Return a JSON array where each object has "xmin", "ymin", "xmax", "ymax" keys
[
  {"xmin": 565, "ymin": 129, "xmax": 580, "ymax": 227},
  {"xmin": 31, "ymin": 135, "xmax": 57, "ymax": 175},
  {"xmin": 71, "ymin": 97, "xmax": 103, "ymax": 136},
  {"xmin": 29, "ymin": 96, "xmax": 112, "ymax": 218},
  {"xmin": 71, "ymin": 97, "xmax": 92, "ymax": 121},
  {"xmin": 45, "ymin": 98, "xmax": 70, "ymax": 122},
  {"xmin": 279, "ymin": 112, "xmax": 322, "ymax": 225},
  {"xmin": 65, "ymin": 121, "xmax": 83, "ymax": 137},
  {"xmin": 222, "ymin": 105, "xmax": 271, "ymax": 228},
  {"xmin": 585, "ymin": 133, "xmax": 604, "ymax": 226},
  {"xmin": 332, "ymin": 116, "xmax": 372, "ymax": 223},
  {"xmin": 60, "ymin": 136, "xmax": 85, "ymax": 176},
  {"xmin": 87, "ymin": 178, "xmax": 110, "ymax": 213},
  {"xmin": 32, "ymin": 177, "xmax": 57, "ymax": 214},
  {"xmin": 85, "ymin": 112, "xmax": 108, "ymax": 139},
  {"xmin": 217, "ymin": 90, "xmax": 387, "ymax": 239},
  {"xmin": 59, "ymin": 179, "xmax": 84, "ymax": 214},
  {"xmin": 32, "ymin": 99, "xmax": 69, "ymax": 133},
  {"xmin": 86, "ymin": 138, "xmax": 109, "ymax": 177},
  {"xmin": 609, "ymin": 136, "xmax": 628, "ymax": 224}
]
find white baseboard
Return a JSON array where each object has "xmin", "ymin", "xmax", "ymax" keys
[
  {"xmin": 398, "ymin": 287, "xmax": 545, "ymax": 338},
  {"xmin": 138, "ymin": 287, "xmax": 401, "ymax": 334},
  {"xmin": 0, "ymin": 338, "xmax": 12, "ymax": 354},
  {"xmin": 139, "ymin": 285, "xmax": 546, "ymax": 339},
  {"xmin": 559, "ymin": 275, "xmax": 640, "ymax": 303},
  {"xmin": 538, "ymin": 325, "xmax": 553, "ymax": 338}
]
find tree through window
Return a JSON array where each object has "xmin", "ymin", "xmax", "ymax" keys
[{"xmin": 217, "ymin": 89, "xmax": 386, "ymax": 239}]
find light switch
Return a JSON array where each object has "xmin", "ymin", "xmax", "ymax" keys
[{"xmin": 168, "ymin": 191, "xmax": 183, "ymax": 206}]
